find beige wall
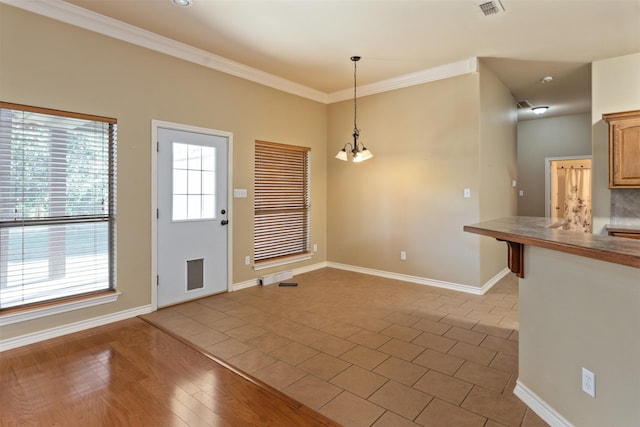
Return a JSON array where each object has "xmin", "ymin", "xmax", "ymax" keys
[
  {"xmin": 517, "ymin": 114, "xmax": 592, "ymax": 217},
  {"xmin": 1, "ymin": 5, "xmax": 517, "ymax": 343},
  {"xmin": 327, "ymin": 65, "xmax": 515, "ymax": 288},
  {"xmin": 592, "ymin": 52, "xmax": 640, "ymax": 233},
  {"xmin": 0, "ymin": 5, "xmax": 327, "ymax": 339},
  {"xmin": 519, "ymin": 246, "xmax": 640, "ymax": 426},
  {"xmin": 327, "ymin": 73, "xmax": 482, "ymax": 286},
  {"xmin": 478, "ymin": 62, "xmax": 518, "ymax": 284}
]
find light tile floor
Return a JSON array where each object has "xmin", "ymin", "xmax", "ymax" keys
[{"xmin": 142, "ymin": 268, "xmax": 549, "ymax": 427}]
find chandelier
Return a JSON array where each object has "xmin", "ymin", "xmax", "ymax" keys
[{"xmin": 335, "ymin": 56, "xmax": 373, "ymax": 162}]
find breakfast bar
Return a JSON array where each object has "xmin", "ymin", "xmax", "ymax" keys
[{"xmin": 465, "ymin": 217, "xmax": 640, "ymax": 427}]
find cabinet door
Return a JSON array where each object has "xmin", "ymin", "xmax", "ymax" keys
[
  {"xmin": 605, "ymin": 111, "xmax": 640, "ymax": 188},
  {"xmin": 609, "ymin": 231, "xmax": 640, "ymax": 240}
]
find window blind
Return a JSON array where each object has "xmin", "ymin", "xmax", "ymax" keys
[
  {"xmin": 254, "ymin": 141, "xmax": 310, "ymax": 263},
  {"xmin": 0, "ymin": 102, "xmax": 117, "ymax": 310}
]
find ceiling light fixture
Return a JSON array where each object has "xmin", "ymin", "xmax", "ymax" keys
[
  {"xmin": 172, "ymin": 0, "xmax": 191, "ymax": 7},
  {"xmin": 540, "ymin": 76, "xmax": 553, "ymax": 84},
  {"xmin": 335, "ymin": 56, "xmax": 373, "ymax": 163},
  {"xmin": 478, "ymin": 0, "xmax": 505, "ymax": 16},
  {"xmin": 532, "ymin": 106, "xmax": 549, "ymax": 115}
]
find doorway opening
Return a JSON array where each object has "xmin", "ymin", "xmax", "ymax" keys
[{"xmin": 545, "ymin": 156, "xmax": 592, "ymax": 232}]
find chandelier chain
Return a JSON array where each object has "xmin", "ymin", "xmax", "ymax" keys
[{"xmin": 353, "ymin": 58, "xmax": 358, "ymax": 131}]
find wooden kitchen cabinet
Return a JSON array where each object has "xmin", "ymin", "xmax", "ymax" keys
[
  {"xmin": 606, "ymin": 226, "xmax": 640, "ymax": 240},
  {"xmin": 603, "ymin": 110, "xmax": 640, "ymax": 188}
]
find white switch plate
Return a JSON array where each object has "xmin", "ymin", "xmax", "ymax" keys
[
  {"xmin": 234, "ymin": 188, "xmax": 247, "ymax": 198},
  {"xmin": 244, "ymin": 256, "xmax": 250, "ymax": 265},
  {"xmin": 512, "ymin": 180, "xmax": 517, "ymax": 187},
  {"xmin": 400, "ymin": 251, "xmax": 407, "ymax": 260},
  {"xmin": 313, "ymin": 244, "xmax": 318, "ymax": 252},
  {"xmin": 463, "ymin": 188, "xmax": 471, "ymax": 198},
  {"xmin": 519, "ymin": 190, "xmax": 524, "ymax": 197}
]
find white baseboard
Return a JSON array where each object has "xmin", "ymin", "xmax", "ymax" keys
[
  {"xmin": 232, "ymin": 279, "xmax": 260, "ymax": 291},
  {"xmin": 0, "ymin": 305, "xmax": 153, "ymax": 352},
  {"xmin": 514, "ymin": 380, "xmax": 574, "ymax": 427},
  {"xmin": 231, "ymin": 261, "xmax": 328, "ymax": 292},
  {"xmin": 232, "ymin": 262, "xmax": 505, "ymax": 295},
  {"xmin": 327, "ymin": 262, "xmax": 508, "ymax": 295},
  {"xmin": 483, "ymin": 268, "xmax": 511, "ymax": 293},
  {"xmin": 293, "ymin": 261, "xmax": 328, "ymax": 275}
]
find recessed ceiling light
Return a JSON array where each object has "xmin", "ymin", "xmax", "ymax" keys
[
  {"xmin": 540, "ymin": 76, "xmax": 553, "ymax": 84},
  {"xmin": 532, "ymin": 106, "xmax": 549, "ymax": 115},
  {"xmin": 172, "ymin": 0, "xmax": 191, "ymax": 7}
]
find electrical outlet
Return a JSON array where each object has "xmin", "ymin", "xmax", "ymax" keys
[
  {"xmin": 400, "ymin": 251, "xmax": 407, "ymax": 261},
  {"xmin": 244, "ymin": 256, "xmax": 250, "ymax": 266},
  {"xmin": 313, "ymin": 244, "xmax": 318, "ymax": 252},
  {"xmin": 582, "ymin": 367, "xmax": 595, "ymax": 398}
]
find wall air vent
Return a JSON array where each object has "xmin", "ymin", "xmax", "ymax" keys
[
  {"xmin": 516, "ymin": 100, "xmax": 533, "ymax": 109},
  {"xmin": 478, "ymin": 0, "xmax": 505, "ymax": 16}
]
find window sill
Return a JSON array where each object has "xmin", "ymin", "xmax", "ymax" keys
[
  {"xmin": 0, "ymin": 291, "xmax": 121, "ymax": 326},
  {"xmin": 253, "ymin": 253, "xmax": 312, "ymax": 271}
]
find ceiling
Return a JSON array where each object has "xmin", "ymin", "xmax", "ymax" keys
[{"xmin": 53, "ymin": 1, "xmax": 640, "ymax": 120}]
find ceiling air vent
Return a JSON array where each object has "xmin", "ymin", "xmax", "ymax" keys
[
  {"xmin": 516, "ymin": 100, "xmax": 533, "ymax": 109},
  {"xmin": 478, "ymin": 0, "xmax": 505, "ymax": 16}
]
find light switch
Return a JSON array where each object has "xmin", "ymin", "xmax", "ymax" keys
[
  {"xmin": 519, "ymin": 190, "xmax": 524, "ymax": 196},
  {"xmin": 233, "ymin": 188, "xmax": 247, "ymax": 198},
  {"xmin": 463, "ymin": 188, "xmax": 471, "ymax": 198}
]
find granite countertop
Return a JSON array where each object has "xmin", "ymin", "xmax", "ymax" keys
[{"xmin": 464, "ymin": 216, "xmax": 640, "ymax": 269}]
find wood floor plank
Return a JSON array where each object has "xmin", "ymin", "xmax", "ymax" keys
[{"xmin": 0, "ymin": 318, "xmax": 339, "ymax": 427}]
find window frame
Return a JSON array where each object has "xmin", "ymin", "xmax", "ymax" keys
[
  {"xmin": 0, "ymin": 102, "xmax": 117, "ymax": 312},
  {"xmin": 254, "ymin": 140, "xmax": 311, "ymax": 267}
]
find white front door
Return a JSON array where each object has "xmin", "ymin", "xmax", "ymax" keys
[{"xmin": 157, "ymin": 127, "xmax": 228, "ymax": 307}]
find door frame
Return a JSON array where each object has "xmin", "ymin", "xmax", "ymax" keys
[
  {"xmin": 151, "ymin": 120, "xmax": 233, "ymax": 311},
  {"xmin": 544, "ymin": 155, "xmax": 591, "ymax": 218}
]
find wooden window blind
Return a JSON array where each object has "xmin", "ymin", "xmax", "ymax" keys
[
  {"xmin": 0, "ymin": 102, "xmax": 117, "ymax": 310},
  {"xmin": 254, "ymin": 141, "xmax": 310, "ymax": 263}
]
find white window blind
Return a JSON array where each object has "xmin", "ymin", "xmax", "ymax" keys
[
  {"xmin": 254, "ymin": 141, "xmax": 310, "ymax": 263},
  {"xmin": 0, "ymin": 102, "xmax": 117, "ymax": 310}
]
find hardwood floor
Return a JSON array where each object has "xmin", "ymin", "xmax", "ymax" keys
[{"xmin": 0, "ymin": 318, "xmax": 339, "ymax": 427}]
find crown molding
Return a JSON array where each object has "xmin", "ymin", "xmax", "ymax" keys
[
  {"xmin": 2, "ymin": 0, "xmax": 329, "ymax": 103},
  {"xmin": 2, "ymin": 0, "xmax": 477, "ymax": 105},
  {"xmin": 327, "ymin": 57, "xmax": 478, "ymax": 103}
]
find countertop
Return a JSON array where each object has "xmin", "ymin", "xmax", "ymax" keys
[{"xmin": 464, "ymin": 216, "xmax": 640, "ymax": 269}]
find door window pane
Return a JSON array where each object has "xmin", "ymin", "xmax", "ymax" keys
[
  {"xmin": 202, "ymin": 171, "xmax": 215, "ymax": 194},
  {"xmin": 173, "ymin": 169, "xmax": 188, "ymax": 194},
  {"xmin": 202, "ymin": 147, "xmax": 216, "ymax": 171},
  {"xmin": 172, "ymin": 142, "xmax": 216, "ymax": 221},
  {"xmin": 187, "ymin": 170, "xmax": 201, "ymax": 194},
  {"xmin": 172, "ymin": 195, "xmax": 187, "ymax": 221}
]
